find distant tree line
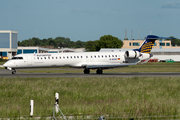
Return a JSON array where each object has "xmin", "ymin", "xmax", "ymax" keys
[
  {"xmin": 18, "ymin": 35, "xmax": 123, "ymax": 51},
  {"xmin": 18, "ymin": 37, "xmax": 86, "ymax": 48},
  {"xmin": 166, "ymin": 36, "xmax": 180, "ymax": 46}
]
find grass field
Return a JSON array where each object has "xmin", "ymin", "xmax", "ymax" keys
[
  {"xmin": 1, "ymin": 62, "xmax": 180, "ymax": 119},
  {"xmin": 0, "ymin": 77, "xmax": 180, "ymax": 119}
]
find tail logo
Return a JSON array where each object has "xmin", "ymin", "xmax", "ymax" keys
[
  {"xmin": 140, "ymin": 41, "xmax": 154, "ymax": 53},
  {"xmin": 134, "ymin": 35, "xmax": 171, "ymax": 53}
]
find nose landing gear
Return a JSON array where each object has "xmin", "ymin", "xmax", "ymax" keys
[{"xmin": 12, "ymin": 69, "xmax": 16, "ymax": 74}]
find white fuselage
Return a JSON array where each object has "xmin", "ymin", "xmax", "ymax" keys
[{"xmin": 3, "ymin": 51, "xmax": 150, "ymax": 69}]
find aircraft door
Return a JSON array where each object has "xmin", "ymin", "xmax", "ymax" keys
[{"xmin": 26, "ymin": 55, "xmax": 33, "ymax": 66}]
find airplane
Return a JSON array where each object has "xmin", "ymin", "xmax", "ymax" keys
[{"xmin": 3, "ymin": 35, "xmax": 169, "ymax": 74}]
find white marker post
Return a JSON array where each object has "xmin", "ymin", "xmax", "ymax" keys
[
  {"xmin": 30, "ymin": 100, "xmax": 34, "ymax": 117},
  {"xmin": 55, "ymin": 92, "xmax": 59, "ymax": 113}
]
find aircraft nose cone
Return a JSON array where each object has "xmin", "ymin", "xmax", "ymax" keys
[
  {"xmin": 3, "ymin": 62, "xmax": 7, "ymax": 67},
  {"xmin": 3, "ymin": 61, "xmax": 11, "ymax": 67}
]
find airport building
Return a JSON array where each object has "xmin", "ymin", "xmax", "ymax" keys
[
  {"xmin": 122, "ymin": 39, "xmax": 173, "ymax": 49},
  {"xmin": 0, "ymin": 30, "xmax": 18, "ymax": 59},
  {"xmin": 17, "ymin": 47, "xmax": 49, "ymax": 54}
]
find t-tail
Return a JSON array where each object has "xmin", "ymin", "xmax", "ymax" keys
[{"xmin": 134, "ymin": 35, "xmax": 170, "ymax": 53}]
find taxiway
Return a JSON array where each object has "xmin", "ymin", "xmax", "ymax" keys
[{"xmin": 0, "ymin": 69, "xmax": 180, "ymax": 78}]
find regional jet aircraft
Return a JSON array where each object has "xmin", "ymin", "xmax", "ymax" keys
[{"xmin": 3, "ymin": 35, "xmax": 168, "ymax": 74}]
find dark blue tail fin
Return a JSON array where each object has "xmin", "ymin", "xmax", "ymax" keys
[{"xmin": 134, "ymin": 35, "xmax": 170, "ymax": 53}]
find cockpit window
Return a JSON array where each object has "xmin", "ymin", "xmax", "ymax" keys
[
  {"xmin": 12, "ymin": 57, "xmax": 17, "ymax": 59},
  {"xmin": 18, "ymin": 57, "xmax": 23, "ymax": 59},
  {"xmin": 11, "ymin": 57, "xmax": 23, "ymax": 60}
]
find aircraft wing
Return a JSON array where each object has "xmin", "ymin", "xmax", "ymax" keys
[{"xmin": 85, "ymin": 63, "xmax": 137, "ymax": 69}]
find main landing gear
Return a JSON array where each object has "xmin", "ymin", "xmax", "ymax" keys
[
  {"xmin": 84, "ymin": 68, "xmax": 90, "ymax": 74},
  {"xmin": 96, "ymin": 69, "xmax": 103, "ymax": 74},
  {"xmin": 12, "ymin": 69, "xmax": 16, "ymax": 75},
  {"xmin": 83, "ymin": 68, "xmax": 103, "ymax": 74}
]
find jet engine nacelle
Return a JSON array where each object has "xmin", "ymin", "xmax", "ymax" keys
[{"xmin": 125, "ymin": 50, "xmax": 140, "ymax": 59}]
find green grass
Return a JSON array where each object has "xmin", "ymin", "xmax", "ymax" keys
[
  {"xmin": 0, "ymin": 62, "xmax": 5, "ymax": 69},
  {"xmin": 0, "ymin": 62, "xmax": 5, "ymax": 65},
  {"xmin": 19, "ymin": 62, "xmax": 180, "ymax": 73},
  {"xmin": 0, "ymin": 77, "xmax": 180, "ymax": 119}
]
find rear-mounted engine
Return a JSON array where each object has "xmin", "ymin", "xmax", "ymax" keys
[{"xmin": 125, "ymin": 50, "xmax": 140, "ymax": 59}]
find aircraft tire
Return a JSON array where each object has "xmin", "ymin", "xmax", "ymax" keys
[
  {"xmin": 84, "ymin": 69, "xmax": 90, "ymax": 74},
  {"xmin": 12, "ymin": 69, "xmax": 16, "ymax": 75},
  {"xmin": 96, "ymin": 69, "xmax": 103, "ymax": 74}
]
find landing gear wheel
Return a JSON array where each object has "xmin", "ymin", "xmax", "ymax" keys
[
  {"xmin": 96, "ymin": 69, "xmax": 103, "ymax": 74},
  {"xmin": 84, "ymin": 69, "xmax": 90, "ymax": 74},
  {"xmin": 12, "ymin": 69, "xmax": 16, "ymax": 75}
]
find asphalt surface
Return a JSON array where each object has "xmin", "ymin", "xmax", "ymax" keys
[{"xmin": 0, "ymin": 69, "xmax": 180, "ymax": 77}]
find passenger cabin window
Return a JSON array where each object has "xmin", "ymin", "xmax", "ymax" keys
[
  {"xmin": 74, "ymin": 56, "xmax": 76, "ymax": 58},
  {"xmin": 77, "ymin": 56, "xmax": 79, "ymax": 58},
  {"xmin": 59, "ymin": 57, "xmax": 61, "ymax": 59},
  {"xmin": 105, "ymin": 55, "xmax": 107, "ymax": 58},
  {"xmin": 86, "ymin": 56, "xmax": 88, "ymax": 58},
  {"xmin": 81, "ymin": 56, "xmax": 83, "ymax": 58},
  {"xmin": 115, "ymin": 55, "xmax": 117, "ymax": 57}
]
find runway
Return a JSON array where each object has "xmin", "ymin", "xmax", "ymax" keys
[{"xmin": 0, "ymin": 69, "xmax": 180, "ymax": 77}]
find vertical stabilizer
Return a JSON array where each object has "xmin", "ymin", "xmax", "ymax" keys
[{"xmin": 134, "ymin": 35, "xmax": 169, "ymax": 53}]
